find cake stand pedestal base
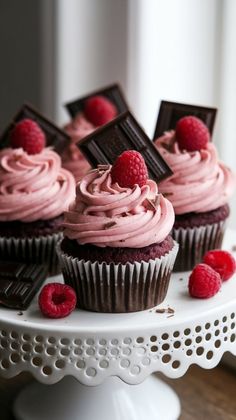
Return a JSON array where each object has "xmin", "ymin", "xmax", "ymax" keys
[{"xmin": 13, "ymin": 375, "xmax": 181, "ymax": 420}]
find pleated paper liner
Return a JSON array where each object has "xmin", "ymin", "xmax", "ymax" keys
[
  {"xmin": 172, "ymin": 221, "xmax": 226, "ymax": 272},
  {"xmin": 57, "ymin": 241, "xmax": 179, "ymax": 313},
  {"xmin": 0, "ymin": 232, "xmax": 63, "ymax": 276}
]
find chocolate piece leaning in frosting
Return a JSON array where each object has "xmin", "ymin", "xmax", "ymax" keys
[
  {"xmin": 153, "ymin": 100, "xmax": 217, "ymax": 140},
  {"xmin": 77, "ymin": 111, "xmax": 173, "ymax": 183},
  {"xmin": 0, "ymin": 261, "xmax": 47, "ymax": 310},
  {"xmin": 0, "ymin": 103, "xmax": 70, "ymax": 154},
  {"xmin": 65, "ymin": 83, "xmax": 129, "ymax": 118}
]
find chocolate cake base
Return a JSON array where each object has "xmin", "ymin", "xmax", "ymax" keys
[
  {"xmin": 0, "ymin": 215, "xmax": 64, "ymax": 238},
  {"xmin": 174, "ymin": 204, "xmax": 230, "ymax": 229},
  {"xmin": 61, "ymin": 235, "xmax": 174, "ymax": 264},
  {"xmin": 58, "ymin": 238, "xmax": 179, "ymax": 313},
  {"xmin": 172, "ymin": 205, "xmax": 229, "ymax": 272}
]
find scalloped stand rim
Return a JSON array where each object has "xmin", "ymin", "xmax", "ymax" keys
[{"xmin": 13, "ymin": 375, "xmax": 181, "ymax": 420}]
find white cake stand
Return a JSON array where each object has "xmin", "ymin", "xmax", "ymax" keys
[{"xmin": 0, "ymin": 231, "xmax": 236, "ymax": 420}]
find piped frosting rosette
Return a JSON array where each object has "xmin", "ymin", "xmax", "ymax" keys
[
  {"xmin": 62, "ymin": 114, "xmax": 95, "ymax": 181},
  {"xmin": 0, "ymin": 147, "xmax": 75, "ymax": 222},
  {"xmin": 155, "ymin": 131, "xmax": 235, "ymax": 215},
  {"xmin": 63, "ymin": 165, "xmax": 175, "ymax": 248}
]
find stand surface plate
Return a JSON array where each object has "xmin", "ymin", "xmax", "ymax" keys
[{"xmin": 0, "ymin": 230, "xmax": 236, "ymax": 420}]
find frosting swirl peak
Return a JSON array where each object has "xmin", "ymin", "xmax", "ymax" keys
[
  {"xmin": 63, "ymin": 166, "xmax": 174, "ymax": 247},
  {"xmin": 0, "ymin": 148, "xmax": 75, "ymax": 222},
  {"xmin": 155, "ymin": 131, "xmax": 235, "ymax": 214}
]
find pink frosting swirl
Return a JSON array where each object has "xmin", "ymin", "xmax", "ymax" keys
[
  {"xmin": 62, "ymin": 113, "xmax": 95, "ymax": 181},
  {"xmin": 63, "ymin": 166, "xmax": 175, "ymax": 247},
  {"xmin": 0, "ymin": 148, "xmax": 75, "ymax": 222},
  {"xmin": 155, "ymin": 131, "xmax": 235, "ymax": 215}
]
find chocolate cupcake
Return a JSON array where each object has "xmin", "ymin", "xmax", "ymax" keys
[
  {"xmin": 62, "ymin": 114, "xmax": 93, "ymax": 182},
  {"xmin": 57, "ymin": 151, "xmax": 178, "ymax": 313},
  {"xmin": 62, "ymin": 84, "xmax": 128, "ymax": 181},
  {"xmin": 0, "ymin": 120, "xmax": 75, "ymax": 275},
  {"xmin": 154, "ymin": 117, "xmax": 235, "ymax": 271}
]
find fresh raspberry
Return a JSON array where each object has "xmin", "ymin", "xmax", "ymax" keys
[
  {"xmin": 175, "ymin": 116, "xmax": 210, "ymax": 151},
  {"xmin": 203, "ymin": 249, "xmax": 236, "ymax": 281},
  {"xmin": 84, "ymin": 95, "xmax": 117, "ymax": 126},
  {"xmin": 111, "ymin": 150, "xmax": 148, "ymax": 188},
  {"xmin": 38, "ymin": 283, "xmax": 77, "ymax": 318},
  {"xmin": 10, "ymin": 118, "xmax": 46, "ymax": 154},
  {"xmin": 188, "ymin": 263, "xmax": 221, "ymax": 299}
]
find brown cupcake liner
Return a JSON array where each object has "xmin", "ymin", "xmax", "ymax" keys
[
  {"xmin": 0, "ymin": 233, "xmax": 63, "ymax": 276},
  {"xmin": 172, "ymin": 221, "xmax": 226, "ymax": 272},
  {"xmin": 57, "ymin": 241, "xmax": 179, "ymax": 313}
]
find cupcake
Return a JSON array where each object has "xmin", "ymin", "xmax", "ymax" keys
[
  {"xmin": 62, "ymin": 84, "xmax": 129, "ymax": 181},
  {"xmin": 0, "ymin": 118, "xmax": 75, "ymax": 275},
  {"xmin": 62, "ymin": 114, "xmax": 94, "ymax": 182},
  {"xmin": 154, "ymin": 116, "xmax": 235, "ymax": 271},
  {"xmin": 58, "ymin": 150, "xmax": 178, "ymax": 313},
  {"xmin": 62, "ymin": 95, "xmax": 118, "ymax": 181}
]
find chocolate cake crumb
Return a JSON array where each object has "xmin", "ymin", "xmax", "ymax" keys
[
  {"xmin": 97, "ymin": 164, "xmax": 110, "ymax": 170},
  {"xmin": 155, "ymin": 307, "xmax": 175, "ymax": 314},
  {"xmin": 167, "ymin": 314, "xmax": 174, "ymax": 318},
  {"xmin": 154, "ymin": 195, "xmax": 161, "ymax": 207},
  {"xmin": 179, "ymin": 277, "xmax": 183, "ymax": 281},
  {"xmin": 104, "ymin": 221, "xmax": 117, "ymax": 229},
  {"xmin": 146, "ymin": 199, "xmax": 156, "ymax": 210},
  {"xmin": 163, "ymin": 192, "xmax": 173, "ymax": 197},
  {"xmin": 231, "ymin": 245, "xmax": 236, "ymax": 252},
  {"xmin": 167, "ymin": 307, "xmax": 175, "ymax": 314}
]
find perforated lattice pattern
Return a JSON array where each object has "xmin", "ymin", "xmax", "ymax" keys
[{"xmin": 0, "ymin": 309, "xmax": 236, "ymax": 385}]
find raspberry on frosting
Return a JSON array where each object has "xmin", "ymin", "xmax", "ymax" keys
[
  {"xmin": 175, "ymin": 116, "xmax": 210, "ymax": 151},
  {"xmin": 111, "ymin": 150, "xmax": 148, "ymax": 188},
  {"xmin": 10, "ymin": 118, "xmax": 46, "ymax": 155},
  {"xmin": 84, "ymin": 95, "xmax": 117, "ymax": 126}
]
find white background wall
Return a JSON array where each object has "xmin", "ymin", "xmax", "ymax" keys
[
  {"xmin": 55, "ymin": 0, "xmax": 128, "ymax": 124},
  {"xmin": 130, "ymin": 0, "xmax": 222, "ymax": 138},
  {"xmin": 54, "ymin": 0, "xmax": 222, "ymax": 138}
]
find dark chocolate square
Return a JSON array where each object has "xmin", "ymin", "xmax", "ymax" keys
[
  {"xmin": 0, "ymin": 103, "xmax": 70, "ymax": 153},
  {"xmin": 78, "ymin": 111, "xmax": 173, "ymax": 182},
  {"xmin": 153, "ymin": 100, "xmax": 217, "ymax": 140},
  {"xmin": 0, "ymin": 261, "xmax": 47, "ymax": 309},
  {"xmin": 65, "ymin": 83, "xmax": 129, "ymax": 118}
]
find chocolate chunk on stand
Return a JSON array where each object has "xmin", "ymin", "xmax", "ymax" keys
[
  {"xmin": 78, "ymin": 111, "xmax": 173, "ymax": 183},
  {"xmin": 65, "ymin": 83, "xmax": 129, "ymax": 118},
  {"xmin": 0, "ymin": 103, "xmax": 70, "ymax": 153},
  {"xmin": 153, "ymin": 100, "xmax": 217, "ymax": 140},
  {"xmin": 0, "ymin": 261, "xmax": 47, "ymax": 310}
]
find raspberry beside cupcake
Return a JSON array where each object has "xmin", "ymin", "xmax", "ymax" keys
[
  {"xmin": 154, "ymin": 116, "xmax": 235, "ymax": 271},
  {"xmin": 0, "ymin": 119, "xmax": 75, "ymax": 274},
  {"xmin": 58, "ymin": 151, "xmax": 178, "ymax": 313}
]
